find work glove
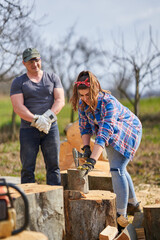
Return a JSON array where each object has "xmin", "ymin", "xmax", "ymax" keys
[
  {"xmin": 31, "ymin": 110, "xmax": 57, "ymax": 134},
  {"xmin": 31, "ymin": 114, "xmax": 51, "ymax": 134},
  {"xmin": 77, "ymin": 157, "xmax": 96, "ymax": 175},
  {"xmin": 81, "ymin": 145, "xmax": 92, "ymax": 159}
]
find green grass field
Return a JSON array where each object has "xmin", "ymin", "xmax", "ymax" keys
[{"xmin": 0, "ymin": 95, "xmax": 160, "ymax": 185}]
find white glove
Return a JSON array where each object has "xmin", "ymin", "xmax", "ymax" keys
[
  {"xmin": 31, "ymin": 114, "xmax": 40, "ymax": 128},
  {"xmin": 31, "ymin": 110, "xmax": 57, "ymax": 134},
  {"xmin": 31, "ymin": 115, "xmax": 51, "ymax": 134},
  {"xmin": 43, "ymin": 109, "xmax": 57, "ymax": 124},
  {"xmin": 35, "ymin": 115, "xmax": 51, "ymax": 134}
]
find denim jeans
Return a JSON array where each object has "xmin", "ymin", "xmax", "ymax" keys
[
  {"xmin": 20, "ymin": 123, "xmax": 61, "ymax": 185},
  {"xmin": 105, "ymin": 129, "xmax": 142, "ymax": 216}
]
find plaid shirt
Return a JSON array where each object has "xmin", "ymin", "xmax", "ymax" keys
[{"xmin": 78, "ymin": 92, "xmax": 142, "ymax": 160}]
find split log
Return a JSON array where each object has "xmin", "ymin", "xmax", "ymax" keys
[
  {"xmin": 61, "ymin": 169, "xmax": 113, "ymax": 192},
  {"xmin": 10, "ymin": 183, "xmax": 65, "ymax": 240},
  {"xmin": 88, "ymin": 170, "xmax": 113, "ymax": 192},
  {"xmin": 64, "ymin": 190, "xmax": 117, "ymax": 240},
  {"xmin": 114, "ymin": 224, "xmax": 137, "ymax": 240},
  {"xmin": 143, "ymin": 204, "xmax": 160, "ymax": 240},
  {"xmin": 4, "ymin": 231, "xmax": 48, "ymax": 240},
  {"xmin": 99, "ymin": 225, "xmax": 118, "ymax": 240},
  {"xmin": 67, "ymin": 168, "xmax": 89, "ymax": 193}
]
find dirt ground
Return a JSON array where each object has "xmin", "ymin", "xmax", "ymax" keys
[{"xmin": 134, "ymin": 183, "xmax": 160, "ymax": 209}]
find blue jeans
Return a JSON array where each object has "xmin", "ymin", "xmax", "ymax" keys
[
  {"xmin": 105, "ymin": 129, "xmax": 142, "ymax": 216},
  {"xmin": 20, "ymin": 123, "xmax": 61, "ymax": 185}
]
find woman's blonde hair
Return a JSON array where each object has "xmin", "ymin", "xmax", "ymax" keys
[{"xmin": 70, "ymin": 70, "xmax": 110, "ymax": 112}]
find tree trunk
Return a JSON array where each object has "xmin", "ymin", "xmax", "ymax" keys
[
  {"xmin": 11, "ymin": 183, "xmax": 65, "ymax": 240},
  {"xmin": 143, "ymin": 204, "xmax": 160, "ymax": 240},
  {"xmin": 64, "ymin": 190, "xmax": 117, "ymax": 240}
]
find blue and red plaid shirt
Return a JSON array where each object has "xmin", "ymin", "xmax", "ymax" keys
[{"xmin": 78, "ymin": 92, "xmax": 142, "ymax": 160}]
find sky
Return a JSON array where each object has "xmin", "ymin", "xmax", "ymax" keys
[
  {"xmin": 26, "ymin": 0, "xmax": 160, "ymax": 93},
  {"xmin": 30, "ymin": 0, "xmax": 160, "ymax": 50}
]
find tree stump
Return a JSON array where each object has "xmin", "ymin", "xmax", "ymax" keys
[
  {"xmin": 143, "ymin": 204, "xmax": 160, "ymax": 240},
  {"xmin": 10, "ymin": 183, "xmax": 65, "ymax": 240},
  {"xmin": 67, "ymin": 168, "xmax": 89, "ymax": 193},
  {"xmin": 64, "ymin": 190, "xmax": 117, "ymax": 240}
]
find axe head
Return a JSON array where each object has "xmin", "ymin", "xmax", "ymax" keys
[{"xmin": 72, "ymin": 148, "xmax": 85, "ymax": 168}]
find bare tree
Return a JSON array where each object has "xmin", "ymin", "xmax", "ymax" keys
[
  {"xmin": 0, "ymin": 0, "xmax": 44, "ymax": 140},
  {"xmin": 43, "ymin": 27, "xmax": 106, "ymax": 122},
  {"xmin": 108, "ymin": 28, "xmax": 160, "ymax": 116},
  {"xmin": 0, "ymin": 0, "xmax": 37, "ymax": 82},
  {"xmin": 44, "ymin": 27, "xmax": 106, "ymax": 102}
]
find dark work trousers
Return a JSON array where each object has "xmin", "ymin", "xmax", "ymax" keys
[{"xmin": 20, "ymin": 122, "xmax": 61, "ymax": 185}]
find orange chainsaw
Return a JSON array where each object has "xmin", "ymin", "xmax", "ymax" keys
[{"xmin": 0, "ymin": 178, "xmax": 29, "ymax": 238}]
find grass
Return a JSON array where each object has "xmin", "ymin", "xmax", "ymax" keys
[{"xmin": 0, "ymin": 95, "xmax": 160, "ymax": 185}]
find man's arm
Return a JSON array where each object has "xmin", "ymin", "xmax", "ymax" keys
[
  {"xmin": 51, "ymin": 88, "xmax": 65, "ymax": 114},
  {"xmin": 10, "ymin": 93, "xmax": 34, "ymax": 122}
]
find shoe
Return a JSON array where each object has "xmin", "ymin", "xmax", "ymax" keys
[{"xmin": 127, "ymin": 202, "xmax": 141, "ymax": 216}]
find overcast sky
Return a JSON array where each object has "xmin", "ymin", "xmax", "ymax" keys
[{"xmin": 30, "ymin": 0, "xmax": 160, "ymax": 50}]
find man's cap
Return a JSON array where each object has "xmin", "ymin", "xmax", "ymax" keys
[{"xmin": 22, "ymin": 48, "xmax": 41, "ymax": 62}]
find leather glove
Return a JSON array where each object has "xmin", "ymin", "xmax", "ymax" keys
[
  {"xmin": 77, "ymin": 158, "xmax": 96, "ymax": 175},
  {"xmin": 31, "ymin": 115, "xmax": 51, "ymax": 134},
  {"xmin": 81, "ymin": 145, "xmax": 92, "ymax": 159}
]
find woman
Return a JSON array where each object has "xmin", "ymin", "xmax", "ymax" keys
[{"xmin": 70, "ymin": 70, "xmax": 142, "ymax": 231}]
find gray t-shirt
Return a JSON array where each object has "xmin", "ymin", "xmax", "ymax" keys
[{"xmin": 10, "ymin": 71, "xmax": 63, "ymax": 128}]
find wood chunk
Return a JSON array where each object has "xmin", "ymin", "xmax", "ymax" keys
[
  {"xmin": 99, "ymin": 225, "xmax": 118, "ymax": 240},
  {"xmin": 135, "ymin": 228, "xmax": 146, "ymax": 240},
  {"xmin": 67, "ymin": 168, "xmax": 89, "ymax": 193},
  {"xmin": 114, "ymin": 224, "xmax": 137, "ymax": 240}
]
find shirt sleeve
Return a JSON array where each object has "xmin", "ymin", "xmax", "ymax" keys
[
  {"xmin": 95, "ymin": 97, "xmax": 119, "ymax": 148},
  {"xmin": 52, "ymin": 73, "xmax": 63, "ymax": 88},
  {"xmin": 78, "ymin": 108, "xmax": 93, "ymax": 136},
  {"xmin": 10, "ymin": 77, "xmax": 23, "ymax": 96}
]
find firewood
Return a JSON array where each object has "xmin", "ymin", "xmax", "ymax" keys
[{"xmin": 99, "ymin": 225, "xmax": 118, "ymax": 240}]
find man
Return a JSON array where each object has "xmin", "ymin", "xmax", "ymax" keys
[{"xmin": 10, "ymin": 48, "xmax": 65, "ymax": 185}]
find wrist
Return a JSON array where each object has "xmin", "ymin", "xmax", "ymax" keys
[{"xmin": 87, "ymin": 157, "xmax": 96, "ymax": 166}]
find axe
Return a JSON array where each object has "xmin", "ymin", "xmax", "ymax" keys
[{"xmin": 72, "ymin": 148, "xmax": 86, "ymax": 168}]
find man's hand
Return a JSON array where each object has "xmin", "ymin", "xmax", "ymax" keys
[
  {"xmin": 77, "ymin": 158, "xmax": 96, "ymax": 175},
  {"xmin": 31, "ymin": 110, "xmax": 57, "ymax": 134},
  {"xmin": 81, "ymin": 145, "xmax": 92, "ymax": 159},
  {"xmin": 31, "ymin": 115, "xmax": 51, "ymax": 134},
  {"xmin": 43, "ymin": 109, "xmax": 57, "ymax": 124}
]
